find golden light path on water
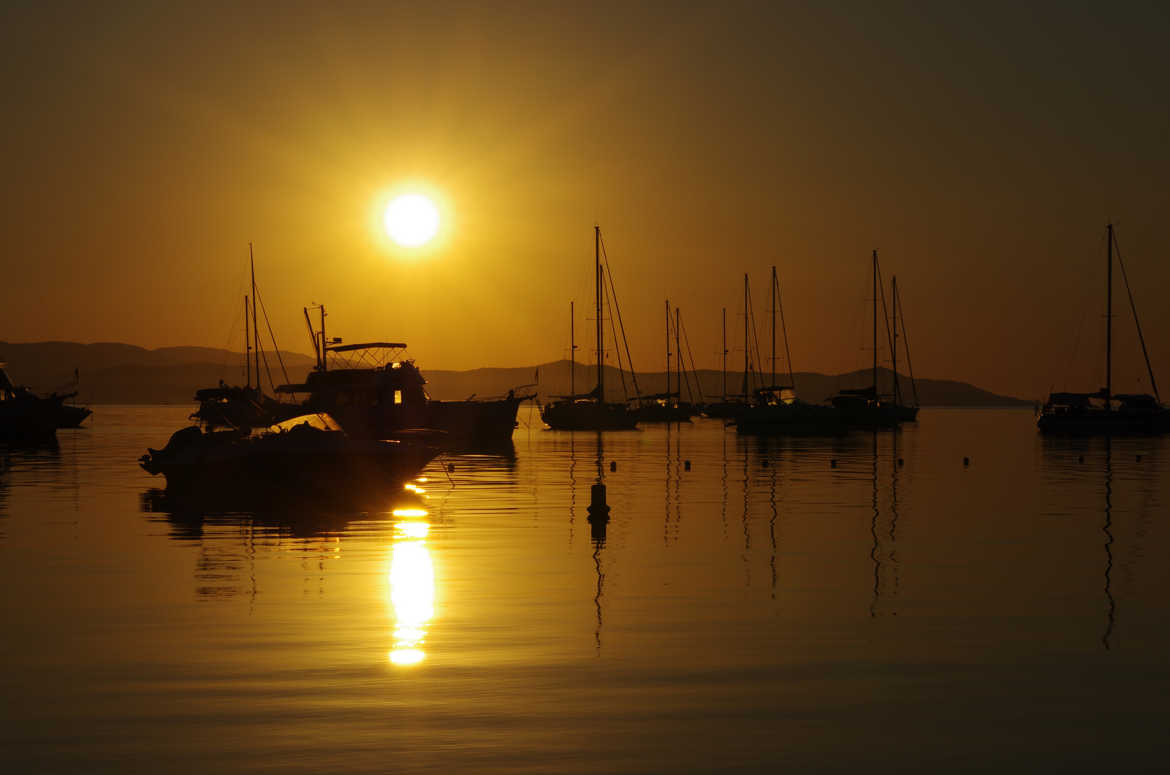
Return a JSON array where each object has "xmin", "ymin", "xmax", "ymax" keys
[{"xmin": 388, "ymin": 504, "xmax": 435, "ymax": 667}]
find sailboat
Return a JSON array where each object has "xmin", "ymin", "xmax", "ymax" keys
[
  {"xmin": 733, "ymin": 267, "xmax": 844, "ymax": 435},
  {"xmin": 633, "ymin": 301, "xmax": 697, "ymax": 423},
  {"xmin": 1037, "ymin": 224, "xmax": 1169, "ymax": 435},
  {"xmin": 830, "ymin": 250, "xmax": 903, "ymax": 429},
  {"xmin": 703, "ymin": 278, "xmax": 758, "ymax": 419},
  {"xmin": 541, "ymin": 227, "xmax": 638, "ymax": 430}
]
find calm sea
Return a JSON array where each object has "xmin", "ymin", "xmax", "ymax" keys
[{"xmin": 2, "ymin": 406, "xmax": 1168, "ymax": 773}]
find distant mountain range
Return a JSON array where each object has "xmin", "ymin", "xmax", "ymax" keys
[{"xmin": 1, "ymin": 342, "xmax": 1030, "ymax": 407}]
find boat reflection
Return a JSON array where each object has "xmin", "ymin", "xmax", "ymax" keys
[{"xmin": 388, "ymin": 510, "xmax": 435, "ymax": 667}]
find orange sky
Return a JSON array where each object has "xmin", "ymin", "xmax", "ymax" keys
[{"xmin": 2, "ymin": 1, "xmax": 1168, "ymax": 398}]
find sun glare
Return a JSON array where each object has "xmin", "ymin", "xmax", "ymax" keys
[{"xmin": 383, "ymin": 193, "xmax": 440, "ymax": 247}]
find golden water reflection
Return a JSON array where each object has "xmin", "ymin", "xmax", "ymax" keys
[{"xmin": 388, "ymin": 514, "xmax": 435, "ymax": 667}]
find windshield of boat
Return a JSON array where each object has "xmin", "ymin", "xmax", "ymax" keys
[{"xmin": 267, "ymin": 413, "xmax": 343, "ymax": 433}]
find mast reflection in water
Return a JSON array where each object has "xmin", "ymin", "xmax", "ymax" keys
[{"xmin": 388, "ymin": 507, "xmax": 435, "ymax": 667}]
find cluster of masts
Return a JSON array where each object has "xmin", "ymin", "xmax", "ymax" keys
[
  {"xmin": 541, "ymin": 227, "xmax": 919, "ymax": 433},
  {"xmin": 543, "ymin": 223, "xmax": 1168, "ymax": 437}
]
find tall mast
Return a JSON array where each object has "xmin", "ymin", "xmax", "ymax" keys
[
  {"xmin": 872, "ymin": 249, "xmax": 878, "ymax": 398},
  {"xmin": 595, "ymin": 225, "xmax": 603, "ymax": 405},
  {"xmin": 892, "ymin": 275, "xmax": 899, "ymax": 406},
  {"xmin": 743, "ymin": 273, "xmax": 749, "ymax": 398},
  {"xmin": 570, "ymin": 300, "xmax": 576, "ymax": 398},
  {"xmin": 1105, "ymin": 223, "xmax": 1113, "ymax": 410},
  {"xmin": 770, "ymin": 265, "xmax": 777, "ymax": 388},
  {"xmin": 675, "ymin": 306, "xmax": 682, "ymax": 402},
  {"xmin": 244, "ymin": 295, "xmax": 251, "ymax": 388},
  {"xmin": 721, "ymin": 307, "xmax": 727, "ymax": 401},
  {"xmin": 250, "ymin": 243, "xmax": 260, "ymax": 393},
  {"xmin": 665, "ymin": 300, "xmax": 671, "ymax": 398}
]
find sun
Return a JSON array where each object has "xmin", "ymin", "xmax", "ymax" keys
[{"xmin": 383, "ymin": 193, "xmax": 440, "ymax": 247}]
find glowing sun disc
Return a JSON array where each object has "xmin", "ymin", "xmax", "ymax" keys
[{"xmin": 384, "ymin": 194, "xmax": 440, "ymax": 247}]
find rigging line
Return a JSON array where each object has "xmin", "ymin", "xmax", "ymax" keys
[
  {"xmin": 1112, "ymin": 230, "xmax": 1160, "ymax": 402},
  {"xmin": 680, "ymin": 314, "xmax": 706, "ymax": 404},
  {"xmin": 875, "ymin": 260, "xmax": 896, "ymax": 392},
  {"xmin": 255, "ymin": 286, "xmax": 291, "ymax": 386},
  {"xmin": 746, "ymin": 280, "xmax": 764, "ymax": 393},
  {"xmin": 256, "ymin": 325, "xmax": 275, "ymax": 395},
  {"xmin": 774, "ymin": 269, "xmax": 796, "ymax": 391},
  {"xmin": 895, "ymin": 283, "xmax": 920, "ymax": 407},
  {"xmin": 599, "ymin": 234, "xmax": 642, "ymax": 399},
  {"xmin": 677, "ymin": 310, "xmax": 695, "ymax": 403},
  {"xmin": 602, "ymin": 269, "xmax": 630, "ymax": 400}
]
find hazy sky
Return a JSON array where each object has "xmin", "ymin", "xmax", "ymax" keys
[{"xmin": 2, "ymin": 0, "xmax": 1168, "ymax": 398}]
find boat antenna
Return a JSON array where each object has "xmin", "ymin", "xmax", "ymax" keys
[
  {"xmin": 303, "ymin": 307, "xmax": 321, "ymax": 370},
  {"xmin": 244, "ymin": 295, "xmax": 252, "ymax": 388},
  {"xmin": 1112, "ymin": 227, "xmax": 1160, "ymax": 402}
]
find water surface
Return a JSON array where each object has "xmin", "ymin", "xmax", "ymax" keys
[{"xmin": 2, "ymin": 406, "xmax": 1167, "ymax": 772}]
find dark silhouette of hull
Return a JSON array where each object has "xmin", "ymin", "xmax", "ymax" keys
[
  {"xmin": 830, "ymin": 394, "xmax": 902, "ymax": 429},
  {"xmin": 632, "ymin": 401, "xmax": 696, "ymax": 423},
  {"xmin": 702, "ymin": 400, "xmax": 749, "ymax": 419},
  {"xmin": 140, "ymin": 416, "xmax": 438, "ymax": 492},
  {"xmin": 541, "ymin": 400, "xmax": 638, "ymax": 430}
]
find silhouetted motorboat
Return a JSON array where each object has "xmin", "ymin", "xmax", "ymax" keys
[
  {"xmin": 139, "ymin": 412, "xmax": 439, "ymax": 492},
  {"xmin": 541, "ymin": 226, "xmax": 638, "ymax": 431},
  {"xmin": 0, "ymin": 364, "xmax": 89, "ymax": 439},
  {"xmin": 276, "ymin": 320, "xmax": 533, "ymax": 444},
  {"xmin": 1038, "ymin": 224, "xmax": 1168, "ymax": 435}
]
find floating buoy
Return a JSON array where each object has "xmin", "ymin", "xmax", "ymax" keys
[
  {"xmin": 830, "ymin": 459, "xmax": 837, "ymax": 468},
  {"xmin": 587, "ymin": 482, "xmax": 610, "ymax": 520},
  {"xmin": 684, "ymin": 460, "xmax": 691, "ymax": 471},
  {"xmin": 963, "ymin": 456, "xmax": 970, "ymax": 467},
  {"xmin": 897, "ymin": 458, "xmax": 904, "ymax": 467},
  {"xmin": 1136, "ymin": 454, "xmax": 1143, "ymax": 462},
  {"xmin": 1078, "ymin": 455, "xmax": 1084, "ymax": 464},
  {"xmin": 609, "ymin": 461, "xmax": 617, "ymax": 472}
]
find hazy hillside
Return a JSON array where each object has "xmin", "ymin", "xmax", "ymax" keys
[{"xmin": 0, "ymin": 343, "xmax": 1028, "ymax": 406}]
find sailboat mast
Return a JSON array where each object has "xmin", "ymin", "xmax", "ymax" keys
[
  {"xmin": 595, "ymin": 225, "xmax": 603, "ymax": 405},
  {"xmin": 244, "ymin": 295, "xmax": 251, "ymax": 388},
  {"xmin": 872, "ymin": 249, "xmax": 878, "ymax": 398},
  {"xmin": 1105, "ymin": 223, "xmax": 1113, "ymax": 410},
  {"xmin": 770, "ymin": 266, "xmax": 777, "ymax": 388},
  {"xmin": 665, "ymin": 300, "xmax": 671, "ymax": 398},
  {"xmin": 743, "ymin": 273, "xmax": 749, "ymax": 398},
  {"xmin": 319, "ymin": 305, "xmax": 327, "ymax": 372},
  {"xmin": 250, "ymin": 243, "xmax": 260, "ymax": 392},
  {"xmin": 892, "ymin": 275, "xmax": 899, "ymax": 406},
  {"xmin": 570, "ymin": 300, "xmax": 576, "ymax": 398},
  {"xmin": 721, "ymin": 307, "xmax": 727, "ymax": 401}
]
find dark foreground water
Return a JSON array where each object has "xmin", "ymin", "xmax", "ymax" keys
[{"xmin": 2, "ymin": 406, "xmax": 1168, "ymax": 773}]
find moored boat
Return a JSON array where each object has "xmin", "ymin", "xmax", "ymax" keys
[
  {"xmin": 140, "ymin": 412, "xmax": 439, "ymax": 492},
  {"xmin": 1037, "ymin": 224, "xmax": 1168, "ymax": 435}
]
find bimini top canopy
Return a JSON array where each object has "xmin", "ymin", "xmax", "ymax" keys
[
  {"xmin": 326, "ymin": 342, "xmax": 407, "ymax": 353},
  {"xmin": 267, "ymin": 413, "xmax": 343, "ymax": 434}
]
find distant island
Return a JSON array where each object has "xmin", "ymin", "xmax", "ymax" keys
[{"xmin": 1, "ymin": 341, "xmax": 1031, "ymax": 407}]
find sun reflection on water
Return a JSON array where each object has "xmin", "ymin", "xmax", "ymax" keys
[{"xmin": 388, "ymin": 512, "xmax": 435, "ymax": 667}]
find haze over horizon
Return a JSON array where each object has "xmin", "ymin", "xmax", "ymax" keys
[{"xmin": 3, "ymin": 1, "xmax": 1168, "ymax": 400}]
